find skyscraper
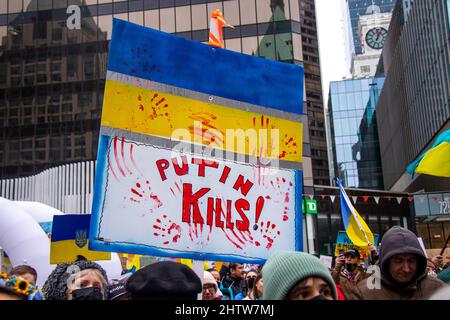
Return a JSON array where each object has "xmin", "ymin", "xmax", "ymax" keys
[
  {"xmin": 376, "ymin": 0, "xmax": 450, "ymax": 192},
  {"xmin": 328, "ymin": 77, "xmax": 384, "ymax": 189},
  {"xmin": 299, "ymin": 0, "xmax": 329, "ymax": 186},
  {"xmin": 347, "ymin": 0, "xmax": 396, "ymax": 55}
]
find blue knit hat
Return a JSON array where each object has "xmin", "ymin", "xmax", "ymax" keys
[
  {"xmin": 262, "ymin": 251, "xmax": 337, "ymax": 300},
  {"xmin": 437, "ymin": 267, "xmax": 450, "ymax": 284}
]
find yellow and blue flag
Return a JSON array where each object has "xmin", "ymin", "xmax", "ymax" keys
[
  {"xmin": 50, "ymin": 215, "xmax": 111, "ymax": 264},
  {"xmin": 407, "ymin": 129, "xmax": 450, "ymax": 178},
  {"xmin": 337, "ymin": 179, "xmax": 374, "ymax": 247}
]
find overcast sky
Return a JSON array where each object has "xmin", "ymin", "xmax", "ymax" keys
[{"xmin": 315, "ymin": 0, "xmax": 353, "ymax": 107}]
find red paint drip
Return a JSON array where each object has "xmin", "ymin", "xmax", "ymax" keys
[
  {"xmin": 136, "ymin": 183, "xmax": 141, "ymax": 188},
  {"xmin": 113, "ymin": 137, "xmax": 126, "ymax": 177},
  {"xmin": 265, "ymin": 195, "xmax": 271, "ymax": 200},
  {"xmin": 156, "ymin": 98, "xmax": 166, "ymax": 106},
  {"xmin": 284, "ymin": 192, "xmax": 290, "ymax": 203},
  {"xmin": 163, "ymin": 241, "xmax": 169, "ymax": 245},
  {"xmin": 255, "ymin": 196, "xmax": 265, "ymax": 225},
  {"xmin": 255, "ymin": 241, "xmax": 261, "ymax": 247},
  {"xmin": 121, "ymin": 137, "xmax": 133, "ymax": 175},
  {"xmin": 151, "ymin": 93, "xmax": 158, "ymax": 102},
  {"xmin": 107, "ymin": 153, "xmax": 118, "ymax": 180},
  {"xmin": 129, "ymin": 143, "xmax": 144, "ymax": 176},
  {"xmin": 220, "ymin": 228, "xmax": 243, "ymax": 250},
  {"xmin": 283, "ymin": 215, "xmax": 288, "ymax": 221},
  {"xmin": 131, "ymin": 188, "xmax": 143, "ymax": 197}
]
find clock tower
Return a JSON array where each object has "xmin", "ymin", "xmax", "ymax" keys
[{"xmin": 351, "ymin": 12, "xmax": 392, "ymax": 78}]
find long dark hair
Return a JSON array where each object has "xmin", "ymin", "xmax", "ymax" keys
[{"xmin": 251, "ymin": 274, "xmax": 263, "ymax": 300}]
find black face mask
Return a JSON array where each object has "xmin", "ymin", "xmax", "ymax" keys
[
  {"xmin": 71, "ymin": 287, "xmax": 104, "ymax": 300},
  {"xmin": 345, "ymin": 263, "xmax": 357, "ymax": 272},
  {"xmin": 247, "ymin": 278, "xmax": 256, "ymax": 290},
  {"xmin": 310, "ymin": 293, "xmax": 327, "ymax": 301}
]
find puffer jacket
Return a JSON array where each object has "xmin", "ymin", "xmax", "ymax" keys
[{"xmin": 347, "ymin": 226, "xmax": 447, "ymax": 300}]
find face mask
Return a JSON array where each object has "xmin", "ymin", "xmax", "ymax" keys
[
  {"xmin": 71, "ymin": 287, "xmax": 104, "ymax": 300},
  {"xmin": 345, "ymin": 263, "xmax": 357, "ymax": 272},
  {"xmin": 247, "ymin": 278, "xmax": 256, "ymax": 290},
  {"xmin": 310, "ymin": 293, "xmax": 327, "ymax": 301}
]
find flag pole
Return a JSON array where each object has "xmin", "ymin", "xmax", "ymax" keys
[{"xmin": 440, "ymin": 233, "xmax": 450, "ymax": 256}]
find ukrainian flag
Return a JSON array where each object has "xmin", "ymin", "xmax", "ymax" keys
[
  {"xmin": 50, "ymin": 215, "xmax": 110, "ymax": 264},
  {"xmin": 407, "ymin": 129, "xmax": 450, "ymax": 178},
  {"xmin": 337, "ymin": 179, "xmax": 374, "ymax": 247}
]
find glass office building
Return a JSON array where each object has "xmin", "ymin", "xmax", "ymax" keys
[
  {"xmin": 328, "ymin": 77, "xmax": 384, "ymax": 189},
  {"xmin": 347, "ymin": 0, "xmax": 395, "ymax": 55},
  {"xmin": 0, "ymin": 0, "xmax": 329, "ymax": 183}
]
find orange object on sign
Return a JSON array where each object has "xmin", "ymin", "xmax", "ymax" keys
[{"xmin": 208, "ymin": 10, "xmax": 234, "ymax": 49}]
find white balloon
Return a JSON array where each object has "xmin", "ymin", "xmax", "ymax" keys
[
  {"xmin": 0, "ymin": 197, "xmax": 123, "ymax": 288},
  {"xmin": 0, "ymin": 197, "xmax": 54, "ymax": 287},
  {"xmin": 14, "ymin": 201, "xmax": 63, "ymax": 223}
]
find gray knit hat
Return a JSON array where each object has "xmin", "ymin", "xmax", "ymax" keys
[
  {"xmin": 42, "ymin": 260, "xmax": 108, "ymax": 300},
  {"xmin": 262, "ymin": 251, "xmax": 337, "ymax": 300}
]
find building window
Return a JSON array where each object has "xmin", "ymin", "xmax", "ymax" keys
[{"xmin": 360, "ymin": 65, "xmax": 370, "ymax": 73}]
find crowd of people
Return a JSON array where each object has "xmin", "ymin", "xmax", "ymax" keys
[{"xmin": 1, "ymin": 226, "xmax": 449, "ymax": 300}]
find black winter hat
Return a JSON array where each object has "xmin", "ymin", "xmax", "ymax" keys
[
  {"xmin": 345, "ymin": 248, "xmax": 360, "ymax": 259},
  {"xmin": 42, "ymin": 260, "xmax": 108, "ymax": 300},
  {"xmin": 126, "ymin": 261, "xmax": 202, "ymax": 300}
]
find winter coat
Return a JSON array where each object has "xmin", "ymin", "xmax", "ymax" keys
[
  {"xmin": 347, "ymin": 226, "xmax": 447, "ymax": 300},
  {"xmin": 331, "ymin": 267, "xmax": 369, "ymax": 299}
]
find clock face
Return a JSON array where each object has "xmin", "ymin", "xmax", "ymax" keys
[{"xmin": 365, "ymin": 27, "xmax": 388, "ymax": 50}]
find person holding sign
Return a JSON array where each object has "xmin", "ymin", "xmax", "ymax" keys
[{"xmin": 331, "ymin": 248, "xmax": 369, "ymax": 299}]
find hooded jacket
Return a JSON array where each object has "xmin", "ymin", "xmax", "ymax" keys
[{"xmin": 347, "ymin": 226, "xmax": 447, "ymax": 300}]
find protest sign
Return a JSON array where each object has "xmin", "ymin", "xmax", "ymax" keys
[
  {"xmin": 334, "ymin": 231, "xmax": 379, "ymax": 260},
  {"xmin": 319, "ymin": 255, "xmax": 333, "ymax": 269},
  {"xmin": 90, "ymin": 19, "xmax": 304, "ymax": 264},
  {"xmin": 51, "ymin": 214, "xmax": 111, "ymax": 264}
]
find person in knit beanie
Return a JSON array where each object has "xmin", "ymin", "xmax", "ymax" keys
[
  {"xmin": 262, "ymin": 251, "xmax": 337, "ymax": 300},
  {"xmin": 203, "ymin": 271, "xmax": 222, "ymax": 300},
  {"xmin": 42, "ymin": 259, "xmax": 108, "ymax": 300},
  {"xmin": 437, "ymin": 266, "xmax": 450, "ymax": 284}
]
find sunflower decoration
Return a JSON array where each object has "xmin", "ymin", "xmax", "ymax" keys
[
  {"xmin": 0, "ymin": 273, "xmax": 8, "ymax": 279},
  {"xmin": 12, "ymin": 277, "xmax": 33, "ymax": 296},
  {"xmin": 1, "ymin": 275, "xmax": 36, "ymax": 297}
]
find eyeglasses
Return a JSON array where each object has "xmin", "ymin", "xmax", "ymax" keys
[{"xmin": 202, "ymin": 284, "xmax": 216, "ymax": 292}]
